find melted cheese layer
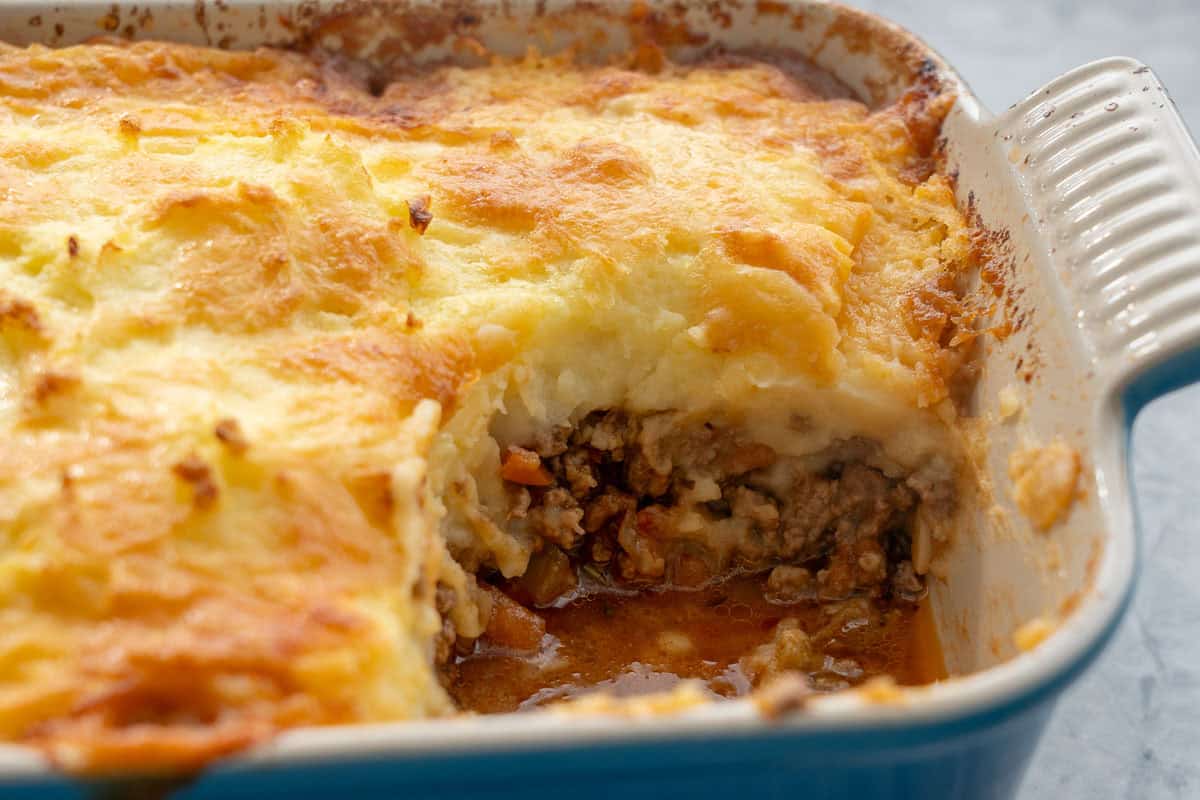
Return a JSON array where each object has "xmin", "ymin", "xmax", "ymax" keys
[{"xmin": 0, "ymin": 40, "xmax": 973, "ymax": 770}]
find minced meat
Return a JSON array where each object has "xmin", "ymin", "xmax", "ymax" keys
[{"xmin": 499, "ymin": 410, "xmax": 939, "ymax": 607}]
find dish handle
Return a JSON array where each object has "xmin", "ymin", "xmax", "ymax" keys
[{"xmin": 993, "ymin": 57, "xmax": 1200, "ymax": 414}]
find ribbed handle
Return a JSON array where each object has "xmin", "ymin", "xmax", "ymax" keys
[{"xmin": 994, "ymin": 58, "xmax": 1200, "ymax": 404}]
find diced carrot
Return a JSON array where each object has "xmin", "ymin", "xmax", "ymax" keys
[
  {"xmin": 499, "ymin": 446, "xmax": 553, "ymax": 486},
  {"xmin": 481, "ymin": 585, "xmax": 546, "ymax": 651}
]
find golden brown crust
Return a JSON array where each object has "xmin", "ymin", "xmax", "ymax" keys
[{"xmin": 0, "ymin": 38, "xmax": 973, "ymax": 771}]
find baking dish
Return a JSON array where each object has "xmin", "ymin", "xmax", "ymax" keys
[{"xmin": 1, "ymin": 0, "xmax": 1198, "ymax": 797}]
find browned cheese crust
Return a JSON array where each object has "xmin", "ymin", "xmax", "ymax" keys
[{"xmin": 0, "ymin": 38, "xmax": 974, "ymax": 771}]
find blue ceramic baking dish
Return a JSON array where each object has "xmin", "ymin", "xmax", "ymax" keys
[{"xmin": 1, "ymin": 1, "xmax": 1198, "ymax": 796}]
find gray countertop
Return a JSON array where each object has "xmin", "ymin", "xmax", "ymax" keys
[{"xmin": 850, "ymin": 1, "xmax": 1200, "ymax": 797}]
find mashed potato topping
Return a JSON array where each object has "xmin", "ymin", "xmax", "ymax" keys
[{"xmin": 0, "ymin": 39, "xmax": 973, "ymax": 770}]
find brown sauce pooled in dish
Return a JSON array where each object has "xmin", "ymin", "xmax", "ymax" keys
[{"xmin": 450, "ymin": 576, "xmax": 945, "ymax": 714}]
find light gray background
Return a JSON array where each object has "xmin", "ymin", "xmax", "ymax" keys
[{"xmin": 845, "ymin": 2, "xmax": 1200, "ymax": 797}]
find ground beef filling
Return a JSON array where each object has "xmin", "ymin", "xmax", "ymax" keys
[
  {"xmin": 497, "ymin": 410, "xmax": 934, "ymax": 609},
  {"xmin": 440, "ymin": 410, "xmax": 952, "ymax": 708}
]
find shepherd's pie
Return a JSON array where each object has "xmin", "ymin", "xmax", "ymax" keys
[{"xmin": 0, "ymin": 39, "xmax": 976, "ymax": 771}]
